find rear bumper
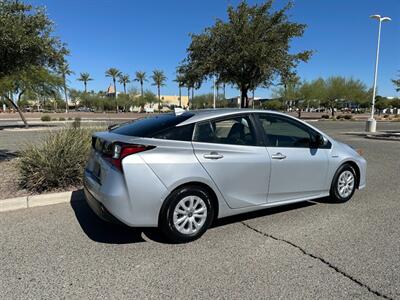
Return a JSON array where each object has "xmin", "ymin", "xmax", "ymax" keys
[{"xmin": 83, "ymin": 184, "xmax": 124, "ymax": 225}]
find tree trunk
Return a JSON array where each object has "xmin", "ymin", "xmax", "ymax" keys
[
  {"xmin": 240, "ymin": 87, "xmax": 248, "ymax": 108},
  {"xmin": 123, "ymin": 84, "xmax": 126, "ymax": 94},
  {"xmin": 178, "ymin": 86, "xmax": 182, "ymax": 107},
  {"xmin": 297, "ymin": 108, "xmax": 301, "ymax": 118},
  {"xmin": 187, "ymin": 87, "xmax": 190, "ymax": 108},
  {"xmin": 5, "ymin": 96, "xmax": 28, "ymax": 128},
  {"xmin": 331, "ymin": 107, "xmax": 335, "ymax": 117},
  {"xmin": 84, "ymin": 82, "xmax": 87, "ymax": 93},
  {"xmin": 64, "ymin": 84, "xmax": 68, "ymax": 113},
  {"xmin": 158, "ymin": 86, "xmax": 161, "ymax": 109},
  {"xmin": 113, "ymin": 78, "xmax": 118, "ymax": 113},
  {"xmin": 223, "ymin": 83, "xmax": 226, "ymax": 100},
  {"xmin": 141, "ymin": 82, "xmax": 144, "ymax": 98}
]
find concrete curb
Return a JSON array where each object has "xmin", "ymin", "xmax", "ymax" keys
[{"xmin": 0, "ymin": 190, "xmax": 84, "ymax": 213}]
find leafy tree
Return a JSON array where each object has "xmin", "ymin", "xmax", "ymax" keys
[
  {"xmin": 374, "ymin": 96, "xmax": 390, "ymax": 115},
  {"xmin": 134, "ymin": 71, "xmax": 147, "ymax": 99},
  {"xmin": 392, "ymin": 71, "xmax": 400, "ymax": 92},
  {"xmin": 262, "ymin": 100, "xmax": 283, "ymax": 111},
  {"xmin": 58, "ymin": 62, "xmax": 74, "ymax": 113},
  {"xmin": 321, "ymin": 77, "xmax": 369, "ymax": 117},
  {"xmin": 151, "ymin": 70, "xmax": 167, "ymax": 108},
  {"xmin": 0, "ymin": 0, "xmax": 68, "ymax": 125},
  {"xmin": 0, "ymin": 0, "xmax": 66, "ymax": 78},
  {"xmin": 118, "ymin": 74, "xmax": 130, "ymax": 94},
  {"xmin": 105, "ymin": 67, "xmax": 121, "ymax": 111},
  {"xmin": 77, "ymin": 72, "xmax": 93, "ymax": 93},
  {"xmin": 0, "ymin": 67, "xmax": 62, "ymax": 125},
  {"xmin": 179, "ymin": 0, "xmax": 311, "ymax": 108}
]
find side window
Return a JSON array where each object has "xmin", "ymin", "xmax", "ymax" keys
[
  {"xmin": 152, "ymin": 124, "xmax": 194, "ymax": 141},
  {"xmin": 194, "ymin": 116, "xmax": 256, "ymax": 146},
  {"xmin": 258, "ymin": 114, "xmax": 312, "ymax": 148}
]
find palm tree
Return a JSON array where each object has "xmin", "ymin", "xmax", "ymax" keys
[
  {"xmin": 174, "ymin": 74, "xmax": 185, "ymax": 107},
  {"xmin": 77, "ymin": 72, "xmax": 93, "ymax": 93},
  {"xmin": 151, "ymin": 70, "xmax": 167, "ymax": 109},
  {"xmin": 118, "ymin": 73, "xmax": 130, "ymax": 94},
  {"xmin": 134, "ymin": 71, "xmax": 147, "ymax": 99},
  {"xmin": 59, "ymin": 62, "xmax": 74, "ymax": 113},
  {"xmin": 105, "ymin": 67, "xmax": 121, "ymax": 112}
]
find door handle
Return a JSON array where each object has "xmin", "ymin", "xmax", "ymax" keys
[
  {"xmin": 203, "ymin": 152, "xmax": 224, "ymax": 160},
  {"xmin": 271, "ymin": 152, "xmax": 287, "ymax": 160}
]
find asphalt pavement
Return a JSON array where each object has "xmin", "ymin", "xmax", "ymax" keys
[{"xmin": 1, "ymin": 121, "xmax": 400, "ymax": 299}]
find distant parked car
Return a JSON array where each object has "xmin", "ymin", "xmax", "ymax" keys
[{"xmin": 84, "ymin": 109, "xmax": 367, "ymax": 243}]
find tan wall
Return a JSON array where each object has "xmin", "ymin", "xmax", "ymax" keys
[{"xmin": 160, "ymin": 95, "xmax": 189, "ymax": 107}]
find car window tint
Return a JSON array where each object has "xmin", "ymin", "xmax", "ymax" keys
[
  {"xmin": 110, "ymin": 113, "xmax": 194, "ymax": 137},
  {"xmin": 258, "ymin": 114, "xmax": 312, "ymax": 148},
  {"xmin": 152, "ymin": 124, "xmax": 194, "ymax": 141},
  {"xmin": 194, "ymin": 116, "xmax": 256, "ymax": 146}
]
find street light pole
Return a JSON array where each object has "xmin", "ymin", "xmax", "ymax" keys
[{"xmin": 366, "ymin": 14, "xmax": 391, "ymax": 132}]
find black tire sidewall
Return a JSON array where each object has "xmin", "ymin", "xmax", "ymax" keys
[
  {"xmin": 330, "ymin": 164, "xmax": 357, "ymax": 203},
  {"xmin": 160, "ymin": 186, "xmax": 214, "ymax": 243}
]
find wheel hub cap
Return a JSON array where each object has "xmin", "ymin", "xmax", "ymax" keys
[
  {"xmin": 337, "ymin": 170, "xmax": 355, "ymax": 198},
  {"xmin": 173, "ymin": 196, "xmax": 207, "ymax": 235}
]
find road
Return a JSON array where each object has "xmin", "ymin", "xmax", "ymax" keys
[{"xmin": 1, "ymin": 121, "xmax": 400, "ymax": 299}]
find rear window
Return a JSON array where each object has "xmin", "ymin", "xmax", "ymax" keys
[{"xmin": 110, "ymin": 113, "xmax": 194, "ymax": 138}]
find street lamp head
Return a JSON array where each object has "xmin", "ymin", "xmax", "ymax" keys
[
  {"xmin": 370, "ymin": 14, "xmax": 391, "ymax": 22},
  {"xmin": 370, "ymin": 14, "xmax": 381, "ymax": 20}
]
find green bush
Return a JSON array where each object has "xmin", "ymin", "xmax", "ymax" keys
[
  {"xmin": 41, "ymin": 115, "xmax": 51, "ymax": 122},
  {"xmin": 336, "ymin": 115, "xmax": 344, "ymax": 119},
  {"xmin": 321, "ymin": 114, "xmax": 330, "ymax": 119},
  {"xmin": 18, "ymin": 128, "xmax": 93, "ymax": 192},
  {"xmin": 72, "ymin": 117, "xmax": 81, "ymax": 128},
  {"xmin": 343, "ymin": 114, "xmax": 353, "ymax": 120},
  {"xmin": 59, "ymin": 117, "xmax": 66, "ymax": 121},
  {"xmin": 68, "ymin": 117, "xmax": 73, "ymax": 120}
]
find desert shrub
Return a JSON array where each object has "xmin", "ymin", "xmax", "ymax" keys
[
  {"xmin": 336, "ymin": 115, "xmax": 344, "ymax": 119},
  {"xmin": 41, "ymin": 115, "xmax": 51, "ymax": 122},
  {"xmin": 343, "ymin": 115, "xmax": 353, "ymax": 120},
  {"xmin": 18, "ymin": 128, "xmax": 94, "ymax": 192},
  {"xmin": 383, "ymin": 114, "xmax": 390, "ymax": 118},
  {"xmin": 52, "ymin": 117, "xmax": 57, "ymax": 121},
  {"xmin": 59, "ymin": 117, "xmax": 66, "ymax": 121},
  {"xmin": 68, "ymin": 117, "xmax": 73, "ymax": 120},
  {"xmin": 72, "ymin": 117, "xmax": 81, "ymax": 128},
  {"xmin": 321, "ymin": 114, "xmax": 330, "ymax": 119}
]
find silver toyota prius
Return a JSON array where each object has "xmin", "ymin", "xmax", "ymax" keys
[{"xmin": 84, "ymin": 109, "xmax": 366, "ymax": 242}]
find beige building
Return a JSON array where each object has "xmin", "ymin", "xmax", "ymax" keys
[{"xmin": 159, "ymin": 95, "xmax": 189, "ymax": 107}]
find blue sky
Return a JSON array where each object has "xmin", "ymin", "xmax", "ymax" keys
[{"xmin": 30, "ymin": 0, "xmax": 399, "ymax": 98}]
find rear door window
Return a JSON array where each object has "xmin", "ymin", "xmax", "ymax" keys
[{"xmin": 194, "ymin": 115, "xmax": 257, "ymax": 146}]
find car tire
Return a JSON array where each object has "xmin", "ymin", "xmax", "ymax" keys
[
  {"xmin": 159, "ymin": 185, "xmax": 214, "ymax": 243},
  {"xmin": 329, "ymin": 164, "xmax": 357, "ymax": 203}
]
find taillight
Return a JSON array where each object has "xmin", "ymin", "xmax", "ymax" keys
[{"xmin": 108, "ymin": 143, "xmax": 155, "ymax": 172}]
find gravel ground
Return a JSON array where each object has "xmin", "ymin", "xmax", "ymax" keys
[{"xmin": 0, "ymin": 159, "xmax": 28, "ymax": 200}]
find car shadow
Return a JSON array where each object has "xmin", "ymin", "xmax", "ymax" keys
[
  {"xmin": 71, "ymin": 189, "xmax": 324, "ymax": 244},
  {"xmin": 70, "ymin": 190, "xmax": 147, "ymax": 244},
  {"xmin": 0, "ymin": 149, "xmax": 18, "ymax": 161},
  {"xmin": 213, "ymin": 201, "xmax": 316, "ymax": 228}
]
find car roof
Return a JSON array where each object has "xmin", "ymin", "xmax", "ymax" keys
[{"xmin": 178, "ymin": 108, "xmax": 287, "ymax": 126}]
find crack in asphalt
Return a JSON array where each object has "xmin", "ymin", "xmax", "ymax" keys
[{"xmin": 241, "ymin": 222, "xmax": 393, "ymax": 300}]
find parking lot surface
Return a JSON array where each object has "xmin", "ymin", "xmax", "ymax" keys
[{"xmin": 1, "ymin": 121, "xmax": 400, "ymax": 299}]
